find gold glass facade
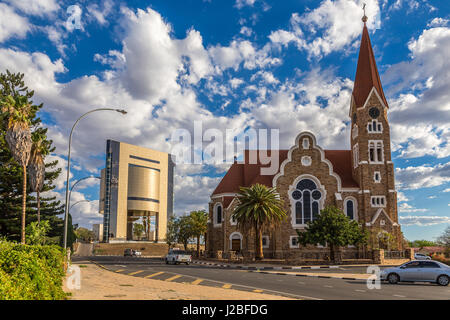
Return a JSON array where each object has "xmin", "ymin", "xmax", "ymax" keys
[{"xmin": 99, "ymin": 140, "xmax": 174, "ymax": 243}]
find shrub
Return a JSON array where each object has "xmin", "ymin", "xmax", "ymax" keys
[{"xmin": 0, "ymin": 241, "xmax": 67, "ymax": 300}]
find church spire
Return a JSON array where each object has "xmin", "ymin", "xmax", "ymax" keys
[{"xmin": 352, "ymin": 7, "xmax": 388, "ymax": 109}]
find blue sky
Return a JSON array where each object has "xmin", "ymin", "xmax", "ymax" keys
[{"xmin": 0, "ymin": 0, "xmax": 449, "ymax": 241}]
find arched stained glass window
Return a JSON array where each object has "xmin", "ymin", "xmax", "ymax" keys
[
  {"xmin": 296, "ymin": 179, "xmax": 317, "ymax": 191},
  {"xmin": 346, "ymin": 200, "xmax": 354, "ymax": 220},
  {"xmin": 216, "ymin": 205, "xmax": 222, "ymax": 224},
  {"xmin": 292, "ymin": 179, "xmax": 322, "ymax": 225},
  {"xmin": 344, "ymin": 198, "xmax": 356, "ymax": 220}
]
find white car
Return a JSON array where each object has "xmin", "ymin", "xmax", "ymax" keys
[
  {"xmin": 165, "ymin": 249, "xmax": 192, "ymax": 265},
  {"xmin": 414, "ymin": 253, "xmax": 431, "ymax": 260},
  {"xmin": 380, "ymin": 260, "xmax": 450, "ymax": 286}
]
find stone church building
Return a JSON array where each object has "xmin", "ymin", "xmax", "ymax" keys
[{"xmin": 206, "ymin": 17, "xmax": 404, "ymax": 259}]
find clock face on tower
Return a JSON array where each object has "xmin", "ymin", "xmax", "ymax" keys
[{"xmin": 369, "ymin": 107, "xmax": 380, "ymax": 119}]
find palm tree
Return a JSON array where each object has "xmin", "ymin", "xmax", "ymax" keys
[
  {"xmin": 1, "ymin": 95, "xmax": 32, "ymax": 244},
  {"xmin": 188, "ymin": 210, "xmax": 208, "ymax": 257},
  {"xmin": 28, "ymin": 130, "xmax": 50, "ymax": 226},
  {"xmin": 232, "ymin": 184, "xmax": 286, "ymax": 260}
]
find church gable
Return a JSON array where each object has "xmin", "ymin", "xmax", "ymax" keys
[{"xmin": 273, "ymin": 132, "xmax": 342, "ymax": 206}]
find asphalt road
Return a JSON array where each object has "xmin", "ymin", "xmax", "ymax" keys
[{"xmin": 79, "ymin": 256, "xmax": 450, "ymax": 300}]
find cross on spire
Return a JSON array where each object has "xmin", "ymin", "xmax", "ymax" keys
[{"xmin": 362, "ymin": 3, "xmax": 368, "ymax": 24}]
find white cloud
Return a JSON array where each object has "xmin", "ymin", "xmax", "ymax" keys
[
  {"xmin": 398, "ymin": 203, "xmax": 428, "ymax": 213},
  {"xmin": 427, "ymin": 18, "xmax": 450, "ymax": 28},
  {"xmin": 0, "ymin": 3, "xmax": 30, "ymax": 43},
  {"xmin": 269, "ymin": 0, "xmax": 381, "ymax": 59},
  {"xmin": 443, "ymin": 188, "xmax": 450, "ymax": 193},
  {"xmin": 87, "ymin": 0, "xmax": 114, "ymax": 25},
  {"xmin": 396, "ymin": 163, "xmax": 450, "ymax": 190},
  {"xmin": 229, "ymin": 78, "xmax": 244, "ymax": 89},
  {"xmin": 235, "ymin": 0, "xmax": 256, "ymax": 9},
  {"xmin": 399, "ymin": 215, "xmax": 450, "ymax": 226},
  {"xmin": 397, "ymin": 191, "xmax": 409, "ymax": 202},
  {"xmin": 208, "ymin": 40, "xmax": 280, "ymax": 72},
  {"xmin": 385, "ymin": 26, "xmax": 450, "ymax": 158},
  {"xmin": 174, "ymin": 175, "xmax": 221, "ymax": 214},
  {"xmin": 3, "ymin": 0, "xmax": 59, "ymax": 16},
  {"xmin": 240, "ymin": 26, "xmax": 253, "ymax": 37}
]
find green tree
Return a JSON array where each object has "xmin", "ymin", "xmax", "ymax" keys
[
  {"xmin": 28, "ymin": 129, "xmax": 51, "ymax": 226},
  {"xmin": 188, "ymin": 210, "xmax": 208, "ymax": 257},
  {"xmin": 409, "ymin": 239, "xmax": 437, "ymax": 248},
  {"xmin": 0, "ymin": 71, "xmax": 64, "ymax": 242},
  {"xmin": 74, "ymin": 227, "xmax": 95, "ymax": 242},
  {"xmin": 0, "ymin": 94, "xmax": 32, "ymax": 244},
  {"xmin": 177, "ymin": 215, "xmax": 192, "ymax": 251},
  {"xmin": 166, "ymin": 215, "xmax": 178, "ymax": 250},
  {"xmin": 25, "ymin": 220, "xmax": 51, "ymax": 245},
  {"xmin": 436, "ymin": 226, "xmax": 450, "ymax": 257},
  {"xmin": 232, "ymin": 184, "xmax": 286, "ymax": 260},
  {"xmin": 133, "ymin": 223, "xmax": 144, "ymax": 240},
  {"xmin": 297, "ymin": 206, "xmax": 368, "ymax": 263}
]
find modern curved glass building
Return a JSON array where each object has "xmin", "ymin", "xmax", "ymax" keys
[{"xmin": 99, "ymin": 140, "xmax": 174, "ymax": 243}]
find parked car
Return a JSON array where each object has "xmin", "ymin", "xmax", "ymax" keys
[
  {"xmin": 380, "ymin": 260, "xmax": 450, "ymax": 286},
  {"xmin": 415, "ymin": 253, "xmax": 431, "ymax": 260},
  {"xmin": 124, "ymin": 248, "xmax": 141, "ymax": 257},
  {"xmin": 165, "ymin": 249, "xmax": 192, "ymax": 265}
]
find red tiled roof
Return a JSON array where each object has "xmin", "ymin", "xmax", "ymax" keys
[
  {"xmin": 353, "ymin": 25, "xmax": 389, "ymax": 108},
  {"xmin": 324, "ymin": 150, "xmax": 359, "ymax": 188},
  {"xmin": 212, "ymin": 149, "xmax": 359, "ymax": 195}
]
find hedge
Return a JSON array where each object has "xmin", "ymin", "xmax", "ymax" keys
[{"xmin": 0, "ymin": 241, "xmax": 67, "ymax": 300}]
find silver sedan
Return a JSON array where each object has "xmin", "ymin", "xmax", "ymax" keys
[{"xmin": 380, "ymin": 260, "xmax": 450, "ymax": 286}]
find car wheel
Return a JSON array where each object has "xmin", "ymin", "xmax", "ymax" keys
[
  {"xmin": 186, "ymin": 262, "xmax": 190, "ymax": 265},
  {"xmin": 165, "ymin": 259, "xmax": 168, "ymax": 264},
  {"xmin": 388, "ymin": 273, "xmax": 399, "ymax": 284},
  {"xmin": 437, "ymin": 275, "xmax": 449, "ymax": 286}
]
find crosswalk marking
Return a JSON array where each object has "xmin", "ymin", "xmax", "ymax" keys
[
  {"xmin": 128, "ymin": 270, "xmax": 144, "ymax": 276},
  {"xmin": 191, "ymin": 279, "xmax": 204, "ymax": 285},
  {"xmin": 222, "ymin": 283, "xmax": 232, "ymax": 289},
  {"xmin": 145, "ymin": 271, "xmax": 164, "ymax": 278},
  {"xmin": 115, "ymin": 269, "xmax": 125, "ymax": 273},
  {"xmin": 166, "ymin": 275, "xmax": 182, "ymax": 282}
]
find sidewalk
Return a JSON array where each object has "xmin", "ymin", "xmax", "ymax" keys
[{"xmin": 64, "ymin": 260, "xmax": 294, "ymax": 300}]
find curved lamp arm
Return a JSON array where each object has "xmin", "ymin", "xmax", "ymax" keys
[{"xmin": 63, "ymin": 108, "xmax": 127, "ymax": 249}]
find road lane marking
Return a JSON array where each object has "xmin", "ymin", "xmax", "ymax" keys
[
  {"xmin": 324, "ymin": 285, "xmax": 333, "ymax": 288},
  {"xmin": 128, "ymin": 270, "xmax": 144, "ymax": 276},
  {"xmin": 145, "ymin": 271, "xmax": 164, "ymax": 278},
  {"xmin": 253, "ymin": 289, "xmax": 263, "ymax": 293},
  {"xmin": 222, "ymin": 284, "xmax": 232, "ymax": 289},
  {"xmin": 191, "ymin": 279, "xmax": 204, "ymax": 285},
  {"xmin": 355, "ymin": 290, "xmax": 366, "ymax": 293},
  {"xmin": 115, "ymin": 269, "xmax": 125, "ymax": 273},
  {"xmin": 166, "ymin": 275, "xmax": 182, "ymax": 282},
  {"xmin": 393, "ymin": 295, "xmax": 406, "ymax": 298}
]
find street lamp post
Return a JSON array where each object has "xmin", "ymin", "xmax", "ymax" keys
[
  {"xmin": 63, "ymin": 108, "xmax": 127, "ymax": 250},
  {"xmin": 68, "ymin": 176, "xmax": 101, "ymax": 212},
  {"xmin": 69, "ymin": 199, "xmax": 91, "ymax": 212}
]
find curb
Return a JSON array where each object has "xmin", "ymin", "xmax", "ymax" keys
[
  {"xmin": 248, "ymin": 270, "xmax": 361, "ymax": 281},
  {"xmin": 192, "ymin": 261, "xmax": 342, "ymax": 270},
  {"xmin": 192, "ymin": 260, "xmax": 398, "ymax": 270}
]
